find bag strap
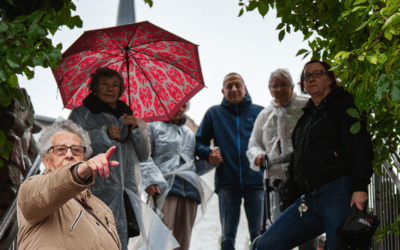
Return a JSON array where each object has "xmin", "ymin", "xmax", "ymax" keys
[{"xmin": 73, "ymin": 197, "xmax": 121, "ymax": 249}]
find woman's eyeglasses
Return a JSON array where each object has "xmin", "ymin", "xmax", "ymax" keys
[
  {"xmin": 47, "ymin": 145, "xmax": 86, "ymax": 156},
  {"xmin": 270, "ymin": 82, "xmax": 291, "ymax": 90},
  {"xmin": 302, "ymin": 70, "xmax": 328, "ymax": 81}
]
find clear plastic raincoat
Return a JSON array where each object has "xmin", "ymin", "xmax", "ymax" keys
[
  {"xmin": 246, "ymin": 92, "xmax": 308, "ymax": 222},
  {"xmin": 141, "ymin": 119, "xmax": 214, "ymax": 218},
  {"xmin": 69, "ymin": 105, "xmax": 179, "ymax": 250}
]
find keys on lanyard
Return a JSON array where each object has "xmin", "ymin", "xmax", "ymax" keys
[{"xmin": 298, "ymin": 194, "xmax": 308, "ymax": 217}]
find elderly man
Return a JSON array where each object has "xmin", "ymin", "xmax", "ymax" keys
[
  {"xmin": 17, "ymin": 120, "xmax": 121, "ymax": 250},
  {"xmin": 195, "ymin": 73, "xmax": 264, "ymax": 250}
]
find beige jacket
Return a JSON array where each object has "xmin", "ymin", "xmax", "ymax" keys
[{"xmin": 17, "ymin": 162, "xmax": 121, "ymax": 250}]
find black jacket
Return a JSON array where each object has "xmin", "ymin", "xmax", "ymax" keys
[{"xmin": 283, "ymin": 87, "xmax": 374, "ymax": 203}]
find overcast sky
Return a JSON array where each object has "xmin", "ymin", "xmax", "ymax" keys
[{"xmin": 19, "ymin": 0, "xmax": 311, "ymax": 125}]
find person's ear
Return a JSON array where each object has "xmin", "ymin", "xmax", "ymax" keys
[
  {"xmin": 42, "ymin": 155, "xmax": 49, "ymax": 170},
  {"xmin": 221, "ymin": 89, "xmax": 225, "ymax": 95}
]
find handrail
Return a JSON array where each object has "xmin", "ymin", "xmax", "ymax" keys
[
  {"xmin": 388, "ymin": 153, "xmax": 400, "ymax": 192},
  {"xmin": 0, "ymin": 154, "xmax": 42, "ymax": 239}
]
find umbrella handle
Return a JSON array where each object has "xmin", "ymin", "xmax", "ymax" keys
[{"xmin": 115, "ymin": 125, "xmax": 132, "ymax": 142}]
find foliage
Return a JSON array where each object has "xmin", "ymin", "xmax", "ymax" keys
[
  {"xmin": 237, "ymin": 0, "xmax": 400, "ymax": 242},
  {"xmin": 0, "ymin": 0, "xmax": 82, "ymax": 167}
]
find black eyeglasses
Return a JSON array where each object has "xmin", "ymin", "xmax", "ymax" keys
[
  {"xmin": 47, "ymin": 145, "xmax": 86, "ymax": 156},
  {"xmin": 302, "ymin": 70, "xmax": 329, "ymax": 81}
]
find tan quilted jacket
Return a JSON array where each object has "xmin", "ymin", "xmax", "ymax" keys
[{"xmin": 17, "ymin": 162, "xmax": 121, "ymax": 250}]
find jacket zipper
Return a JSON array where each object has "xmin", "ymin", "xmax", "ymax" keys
[
  {"xmin": 236, "ymin": 105, "xmax": 243, "ymax": 189},
  {"xmin": 71, "ymin": 209, "xmax": 82, "ymax": 229}
]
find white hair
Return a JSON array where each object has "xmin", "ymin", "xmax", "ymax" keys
[
  {"xmin": 37, "ymin": 120, "xmax": 92, "ymax": 159},
  {"xmin": 268, "ymin": 68, "xmax": 294, "ymax": 89}
]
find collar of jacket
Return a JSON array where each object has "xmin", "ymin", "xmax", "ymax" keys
[
  {"xmin": 165, "ymin": 115, "xmax": 187, "ymax": 126},
  {"xmin": 303, "ymin": 87, "xmax": 349, "ymax": 114},
  {"xmin": 221, "ymin": 92, "xmax": 252, "ymax": 109},
  {"xmin": 82, "ymin": 93, "xmax": 133, "ymax": 118}
]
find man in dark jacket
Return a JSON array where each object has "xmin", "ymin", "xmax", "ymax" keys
[{"xmin": 196, "ymin": 73, "xmax": 264, "ymax": 250}]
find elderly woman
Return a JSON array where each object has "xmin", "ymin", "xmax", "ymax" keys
[
  {"xmin": 247, "ymin": 69, "xmax": 317, "ymax": 250},
  {"xmin": 252, "ymin": 60, "xmax": 374, "ymax": 250},
  {"xmin": 68, "ymin": 67, "xmax": 153, "ymax": 250},
  {"xmin": 141, "ymin": 102, "xmax": 215, "ymax": 250},
  {"xmin": 17, "ymin": 120, "xmax": 121, "ymax": 250}
]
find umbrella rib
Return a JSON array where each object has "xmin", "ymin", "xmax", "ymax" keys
[{"xmin": 127, "ymin": 50, "xmax": 171, "ymax": 119}]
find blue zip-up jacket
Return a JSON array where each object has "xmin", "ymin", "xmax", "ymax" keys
[{"xmin": 195, "ymin": 93, "xmax": 264, "ymax": 191}]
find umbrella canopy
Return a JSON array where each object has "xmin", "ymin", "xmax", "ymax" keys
[{"xmin": 52, "ymin": 21, "xmax": 205, "ymax": 122}]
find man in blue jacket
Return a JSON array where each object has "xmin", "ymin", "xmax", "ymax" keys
[{"xmin": 195, "ymin": 73, "xmax": 264, "ymax": 250}]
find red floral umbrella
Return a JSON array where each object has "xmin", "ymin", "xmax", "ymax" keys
[{"xmin": 52, "ymin": 21, "xmax": 205, "ymax": 122}]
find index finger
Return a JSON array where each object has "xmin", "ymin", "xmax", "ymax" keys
[{"xmin": 105, "ymin": 146, "xmax": 117, "ymax": 161}]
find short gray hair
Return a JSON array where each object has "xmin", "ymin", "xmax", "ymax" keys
[
  {"xmin": 38, "ymin": 120, "xmax": 93, "ymax": 159},
  {"xmin": 268, "ymin": 69, "xmax": 294, "ymax": 89}
]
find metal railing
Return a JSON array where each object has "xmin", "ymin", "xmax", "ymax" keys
[
  {"xmin": 369, "ymin": 154, "xmax": 400, "ymax": 250},
  {"xmin": 0, "ymin": 155, "xmax": 42, "ymax": 250}
]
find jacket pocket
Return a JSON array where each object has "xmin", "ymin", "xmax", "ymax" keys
[{"xmin": 71, "ymin": 209, "xmax": 82, "ymax": 229}]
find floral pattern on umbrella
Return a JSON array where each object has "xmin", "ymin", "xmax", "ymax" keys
[{"xmin": 52, "ymin": 21, "xmax": 205, "ymax": 122}]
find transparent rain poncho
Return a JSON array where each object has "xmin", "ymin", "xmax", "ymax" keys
[
  {"xmin": 69, "ymin": 105, "xmax": 179, "ymax": 250},
  {"xmin": 246, "ymin": 92, "xmax": 308, "ymax": 222},
  {"xmin": 140, "ymin": 120, "xmax": 214, "ymax": 219}
]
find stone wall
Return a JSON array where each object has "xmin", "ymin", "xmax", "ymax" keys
[{"xmin": 0, "ymin": 88, "xmax": 40, "ymax": 220}]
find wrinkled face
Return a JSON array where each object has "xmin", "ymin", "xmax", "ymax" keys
[
  {"xmin": 304, "ymin": 63, "xmax": 332, "ymax": 98},
  {"xmin": 222, "ymin": 74, "xmax": 247, "ymax": 104},
  {"xmin": 43, "ymin": 132, "xmax": 85, "ymax": 171},
  {"xmin": 94, "ymin": 75, "xmax": 121, "ymax": 109},
  {"xmin": 270, "ymin": 75, "xmax": 294, "ymax": 106},
  {"xmin": 173, "ymin": 103, "xmax": 188, "ymax": 121}
]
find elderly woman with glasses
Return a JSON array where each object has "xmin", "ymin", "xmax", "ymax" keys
[
  {"xmin": 247, "ymin": 69, "xmax": 317, "ymax": 250},
  {"xmin": 17, "ymin": 120, "xmax": 121, "ymax": 250},
  {"xmin": 251, "ymin": 60, "xmax": 374, "ymax": 250}
]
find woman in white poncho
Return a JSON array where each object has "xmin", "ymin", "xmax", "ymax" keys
[{"xmin": 246, "ymin": 69, "xmax": 318, "ymax": 250}]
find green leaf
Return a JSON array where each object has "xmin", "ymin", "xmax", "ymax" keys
[
  {"xmin": 335, "ymin": 51, "xmax": 347, "ymax": 59},
  {"xmin": 0, "ymin": 21, "xmax": 9, "ymax": 33},
  {"xmin": 33, "ymin": 56, "xmax": 44, "ymax": 67},
  {"xmin": 350, "ymin": 122, "xmax": 361, "ymax": 134},
  {"xmin": 354, "ymin": 0, "xmax": 367, "ymax": 5},
  {"xmin": 392, "ymin": 80, "xmax": 400, "ymax": 103},
  {"xmin": 276, "ymin": 23, "xmax": 285, "ymax": 30},
  {"xmin": 347, "ymin": 108, "xmax": 361, "ymax": 119},
  {"xmin": 71, "ymin": 16, "xmax": 83, "ymax": 28},
  {"xmin": 0, "ymin": 69, "xmax": 9, "ymax": 82},
  {"xmin": 376, "ymin": 74, "xmax": 389, "ymax": 100},
  {"xmin": 345, "ymin": 0, "xmax": 351, "ymax": 9},
  {"xmin": 286, "ymin": 25, "xmax": 291, "ymax": 33},
  {"xmin": 377, "ymin": 53, "xmax": 387, "ymax": 63},
  {"xmin": 8, "ymin": 75, "xmax": 18, "ymax": 88},
  {"xmin": 352, "ymin": 6, "xmax": 367, "ymax": 12},
  {"xmin": 278, "ymin": 29, "xmax": 285, "ymax": 42},
  {"xmin": 366, "ymin": 55, "xmax": 377, "ymax": 64},
  {"xmin": 358, "ymin": 55, "xmax": 365, "ymax": 61},
  {"xmin": 29, "ymin": 11, "xmax": 43, "ymax": 25},
  {"xmin": 296, "ymin": 49, "xmax": 309, "ymax": 56},
  {"xmin": 383, "ymin": 13, "xmax": 400, "ymax": 30},
  {"xmin": 385, "ymin": 29, "xmax": 393, "ymax": 40},
  {"xmin": 6, "ymin": 52, "xmax": 20, "ymax": 68},
  {"xmin": 238, "ymin": 8, "xmax": 244, "ymax": 17},
  {"xmin": 0, "ymin": 84, "xmax": 12, "ymax": 107},
  {"xmin": 14, "ymin": 15, "xmax": 29, "ymax": 22},
  {"xmin": 355, "ymin": 21, "xmax": 368, "ymax": 31},
  {"xmin": 0, "ymin": 159, "xmax": 3, "ymax": 167},
  {"xmin": 39, "ymin": 21, "xmax": 57, "ymax": 30},
  {"xmin": 247, "ymin": 1, "xmax": 258, "ymax": 11},
  {"xmin": 27, "ymin": 24, "xmax": 39, "ymax": 38},
  {"xmin": 23, "ymin": 67, "xmax": 34, "ymax": 79},
  {"xmin": 258, "ymin": 0, "xmax": 269, "ymax": 17}
]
